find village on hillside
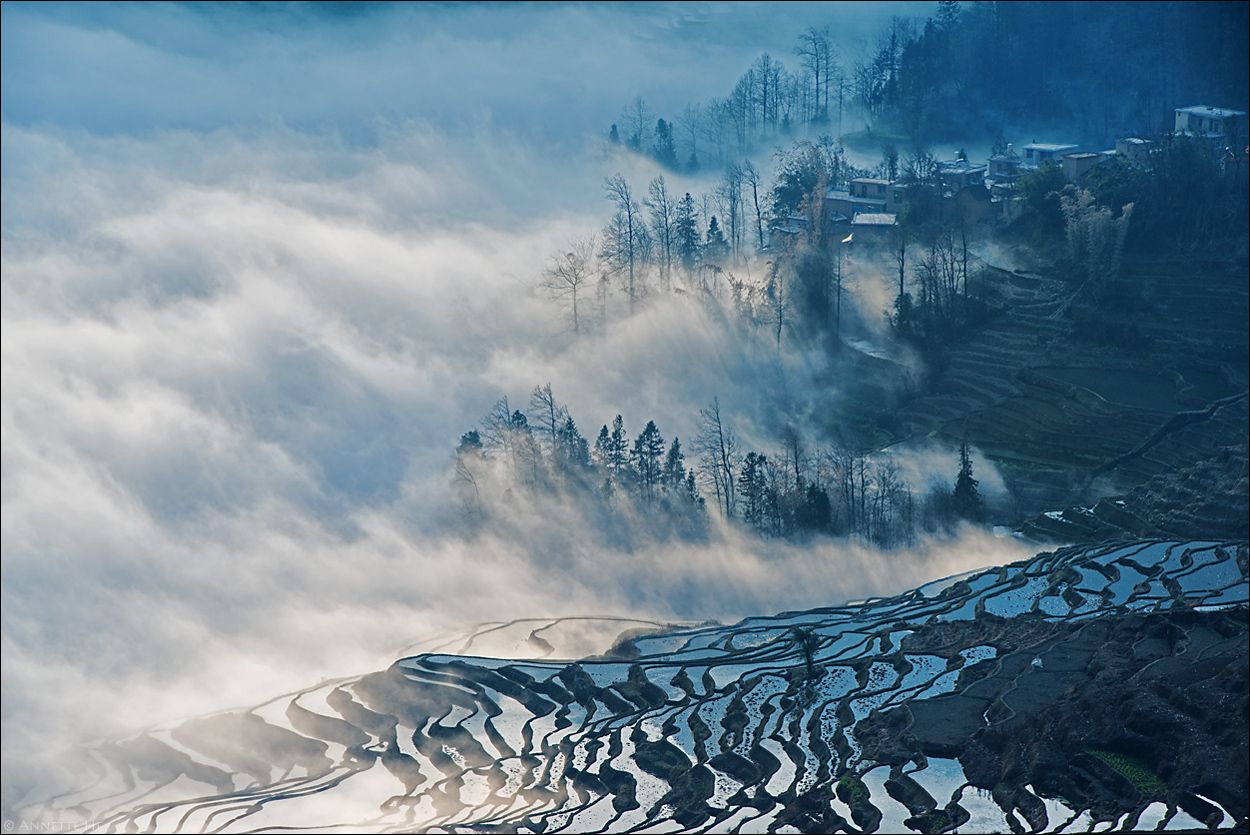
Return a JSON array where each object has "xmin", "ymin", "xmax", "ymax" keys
[{"xmin": 770, "ymin": 105, "xmax": 1248, "ymax": 249}]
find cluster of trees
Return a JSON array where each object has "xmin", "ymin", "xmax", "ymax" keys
[
  {"xmin": 1008, "ymin": 132, "xmax": 1246, "ymax": 297},
  {"xmin": 452, "ymin": 387, "xmax": 986, "ymax": 547},
  {"xmin": 544, "ymin": 136, "xmax": 876, "ymax": 344},
  {"xmin": 598, "ymin": 172, "xmax": 750, "ymax": 310},
  {"xmin": 699, "ymin": 407, "xmax": 985, "ymax": 547},
  {"xmin": 853, "ymin": 1, "xmax": 1248, "ymax": 144},
  {"xmin": 611, "ymin": 4, "xmax": 1247, "ymax": 157},
  {"xmin": 452, "ymin": 384, "xmax": 705, "ymax": 537},
  {"xmin": 1079, "ymin": 135, "xmax": 1248, "ymax": 252},
  {"xmin": 889, "ymin": 216, "xmax": 994, "ymax": 355},
  {"xmin": 542, "ymin": 168, "xmax": 777, "ymax": 334},
  {"xmin": 549, "ymin": 137, "xmax": 1002, "ymax": 357},
  {"xmin": 608, "ymin": 26, "xmax": 855, "ymax": 173},
  {"xmin": 1003, "ymin": 133, "xmax": 1247, "ymax": 347}
]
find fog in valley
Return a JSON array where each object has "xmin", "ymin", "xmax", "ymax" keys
[
  {"xmin": 6, "ymin": 7, "xmax": 1249, "ymax": 828},
  {"xmin": 6, "ymin": 0, "xmax": 1051, "ymax": 791}
]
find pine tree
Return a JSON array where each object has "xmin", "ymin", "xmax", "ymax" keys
[
  {"xmin": 453, "ymin": 430, "xmax": 487, "ymax": 522},
  {"xmin": 705, "ymin": 216, "xmax": 729, "ymax": 263},
  {"xmin": 685, "ymin": 471, "xmax": 704, "ymax": 511},
  {"xmin": 798, "ymin": 482, "xmax": 832, "ymax": 533},
  {"xmin": 935, "ymin": 0, "xmax": 961, "ymax": 32},
  {"xmin": 675, "ymin": 192, "xmax": 701, "ymax": 272},
  {"xmin": 653, "ymin": 119, "xmax": 678, "ymax": 169},
  {"xmin": 594, "ymin": 425, "xmax": 612, "ymax": 470},
  {"xmin": 457, "ymin": 430, "xmax": 483, "ymax": 454},
  {"xmin": 663, "ymin": 437, "xmax": 686, "ymax": 493},
  {"xmin": 555, "ymin": 416, "xmax": 590, "ymax": 477},
  {"xmin": 608, "ymin": 415, "xmax": 631, "ymax": 481},
  {"xmin": 740, "ymin": 452, "xmax": 765, "ymax": 531},
  {"xmin": 951, "ymin": 441, "xmax": 983, "ymax": 521},
  {"xmin": 632, "ymin": 420, "xmax": 666, "ymax": 503}
]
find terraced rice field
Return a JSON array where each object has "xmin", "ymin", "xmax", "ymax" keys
[
  {"xmin": 892, "ymin": 256, "xmax": 1249, "ymax": 517},
  {"xmin": 18, "ymin": 541, "xmax": 1247, "ymax": 833}
]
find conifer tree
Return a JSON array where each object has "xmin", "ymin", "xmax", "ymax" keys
[
  {"xmin": 675, "ymin": 192, "xmax": 701, "ymax": 272},
  {"xmin": 594, "ymin": 425, "xmax": 612, "ymax": 471},
  {"xmin": 608, "ymin": 415, "xmax": 631, "ymax": 480},
  {"xmin": 663, "ymin": 437, "xmax": 687, "ymax": 493},
  {"xmin": 951, "ymin": 441, "xmax": 983, "ymax": 521},
  {"xmin": 705, "ymin": 216, "xmax": 729, "ymax": 263},
  {"xmin": 632, "ymin": 420, "xmax": 666, "ymax": 503},
  {"xmin": 555, "ymin": 416, "xmax": 590, "ymax": 477},
  {"xmin": 740, "ymin": 452, "xmax": 766, "ymax": 531},
  {"xmin": 653, "ymin": 119, "xmax": 679, "ymax": 169},
  {"xmin": 685, "ymin": 471, "xmax": 704, "ymax": 510}
]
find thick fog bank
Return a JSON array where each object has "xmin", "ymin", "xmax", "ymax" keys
[
  {"xmin": 2, "ymin": 121, "xmax": 1026, "ymax": 769},
  {"xmin": 8, "ymin": 0, "xmax": 1032, "ymax": 801}
]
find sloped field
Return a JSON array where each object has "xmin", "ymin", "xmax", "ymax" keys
[
  {"xmin": 17, "ymin": 541, "xmax": 1247, "ymax": 833},
  {"xmin": 892, "ymin": 256, "xmax": 1249, "ymax": 518}
]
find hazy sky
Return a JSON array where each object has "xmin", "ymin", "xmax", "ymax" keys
[
  {"xmin": 3, "ymin": 0, "xmax": 1036, "ymax": 800},
  {"xmin": 3, "ymin": 2, "xmax": 935, "ymax": 140}
]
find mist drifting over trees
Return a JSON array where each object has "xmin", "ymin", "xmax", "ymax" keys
[{"xmin": 2, "ymin": 2, "xmax": 1247, "ymax": 828}]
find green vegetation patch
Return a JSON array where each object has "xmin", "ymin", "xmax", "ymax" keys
[
  {"xmin": 906, "ymin": 809, "xmax": 955, "ymax": 834},
  {"xmin": 1089, "ymin": 749, "xmax": 1167, "ymax": 801},
  {"xmin": 836, "ymin": 773, "xmax": 870, "ymax": 805}
]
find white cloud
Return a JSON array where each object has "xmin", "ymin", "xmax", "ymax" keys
[{"xmin": 6, "ymin": 0, "xmax": 981, "ymax": 797}]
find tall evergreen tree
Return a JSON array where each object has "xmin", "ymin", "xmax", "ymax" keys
[
  {"xmin": 555, "ymin": 416, "xmax": 590, "ymax": 478},
  {"xmin": 594, "ymin": 425, "xmax": 613, "ymax": 471},
  {"xmin": 632, "ymin": 420, "xmax": 666, "ymax": 504},
  {"xmin": 675, "ymin": 192, "xmax": 701, "ymax": 272},
  {"xmin": 608, "ymin": 415, "xmax": 631, "ymax": 481},
  {"xmin": 951, "ymin": 441, "xmax": 983, "ymax": 521},
  {"xmin": 685, "ymin": 471, "xmax": 704, "ymax": 510},
  {"xmin": 663, "ymin": 437, "xmax": 687, "ymax": 493},
  {"xmin": 705, "ymin": 216, "xmax": 729, "ymax": 263},
  {"xmin": 740, "ymin": 452, "xmax": 767, "ymax": 531},
  {"xmin": 798, "ymin": 482, "xmax": 832, "ymax": 533},
  {"xmin": 653, "ymin": 119, "xmax": 679, "ymax": 169}
]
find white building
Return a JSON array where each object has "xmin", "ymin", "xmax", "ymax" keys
[
  {"xmin": 939, "ymin": 159, "xmax": 987, "ymax": 193},
  {"xmin": 1021, "ymin": 142, "xmax": 1079, "ymax": 169},
  {"xmin": 1114, "ymin": 137, "xmax": 1155, "ymax": 166},
  {"xmin": 1061, "ymin": 152, "xmax": 1106, "ymax": 183},
  {"xmin": 1174, "ymin": 106, "xmax": 1246, "ymax": 142}
]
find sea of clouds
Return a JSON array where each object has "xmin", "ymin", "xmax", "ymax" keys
[{"xmin": 3, "ymin": 0, "xmax": 1033, "ymax": 804}]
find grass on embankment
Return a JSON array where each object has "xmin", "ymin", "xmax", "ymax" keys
[{"xmin": 1089, "ymin": 749, "xmax": 1168, "ymax": 801}]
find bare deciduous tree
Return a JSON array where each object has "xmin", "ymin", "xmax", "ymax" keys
[
  {"xmin": 679, "ymin": 103, "xmax": 703, "ymax": 171},
  {"xmin": 620, "ymin": 96, "xmax": 653, "ymax": 151},
  {"xmin": 540, "ymin": 235, "xmax": 597, "ymax": 335},
  {"xmin": 695, "ymin": 397, "xmax": 739, "ymax": 518},
  {"xmin": 795, "ymin": 26, "xmax": 833, "ymax": 122},
  {"xmin": 742, "ymin": 161, "xmax": 765, "ymax": 252},
  {"xmin": 603, "ymin": 175, "xmax": 643, "ymax": 314},
  {"xmin": 646, "ymin": 177, "xmax": 677, "ymax": 293},
  {"xmin": 528, "ymin": 382, "xmax": 568, "ymax": 456}
]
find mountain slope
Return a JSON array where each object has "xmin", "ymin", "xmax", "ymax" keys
[{"xmin": 13, "ymin": 541, "xmax": 1248, "ymax": 833}]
